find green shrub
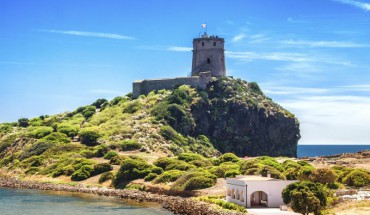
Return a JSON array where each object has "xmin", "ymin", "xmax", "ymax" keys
[
  {"xmin": 309, "ymin": 168, "xmax": 337, "ymax": 184},
  {"xmin": 260, "ymin": 166, "xmax": 286, "ymax": 180},
  {"xmin": 109, "ymin": 156, "xmax": 127, "ymax": 165},
  {"xmin": 189, "ymin": 159, "xmax": 213, "ymax": 167},
  {"xmin": 255, "ymin": 156, "xmax": 284, "ymax": 172},
  {"xmin": 123, "ymin": 100, "xmax": 142, "ymax": 114},
  {"xmin": 144, "ymin": 173, "xmax": 157, "ymax": 181},
  {"xmin": 18, "ymin": 118, "xmax": 29, "ymax": 127},
  {"xmin": 171, "ymin": 169, "xmax": 217, "ymax": 191},
  {"xmin": 151, "ymin": 166, "xmax": 164, "ymax": 175},
  {"xmin": 184, "ymin": 176, "xmax": 215, "ymax": 190},
  {"xmin": 92, "ymin": 98, "xmax": 108, "ymax": 109},
  {"xmin": 113, "ymin": 158, "xmax": 153, "ymax": 187},
  {"xmin": 225, "ymin": 169, "xmax": 240, "ymax": 178},
  {"xmin": 92, "ymin": 163, "xmax": 113, "ymax": 176},
  {"xmin": 282, "ymin": 181, "xmax": 327, "ymax": 209},
  {"xmin": 19, "ymin": 142, "xmax": 54, "ymax": 160},
  {"xmin": 79, "ymin": 129, "xmax": 101, "ymax": 146},
  {"xmin": 0, "ymin": 124, "xmax": 13, "ymax": 136},
  {"xmin": 99, "ymin": 172, "xmax": 114, "ymax": 183},
  {"xmin": 71, "ymin": 165, "xmax": 93, "ymax": 181},
  {"xmin": 110, "ymin": 96, "xmax": 124, "ymax": 106},
  {"xmin": 103, "ymin": 151, "xmax": 118, "ymax": 159},
  {"xmin": 94, "ymin": 144, "xmax": 108, "ymax": 157},
  {"xmin": 119, "ymin": 140, "xmax": 142, "ymax": 151},
  {"xmin": 58, "ymin": 125, "xmax": 79, "ymax": 138},
  {"xmin": 0, "ymin": 135, "xmax": 16, "ymax": 153},
  {"xmin": 215, "ymin": 153, "xmax": 239, "ymax": 165},
  {"xmin": 165, "ymin": 160, "xmax": 195, "ymax": 171},
  {"xmin": 153, "ymin": 170, "xmax": 185, "ymax": 184},
  {"xmin": 297, "ymin": 166, "xmax": 315, "ymax": 181},
  {"xmin": 178, "ymin": 153, "xmax": 205, "ymax": 162},
  {"xmin": 153, "ymin": 157, "xmax": 178, "ymax": 169},
  {"xmin": 197, "ymin": 196, "xmax": 246, "ymax": 212},
  {"xmin": 159, "ymin": 126, "xmax": 187, "ymax": 146},
  {"xmin": 41, "ymin": 132, "xmax": 71, "ymax": 143},
  {"xmin": 240, "ymin": 159, "xmax": 260, "ymax": 174},
  {"xmin": 29, "ymin": 126, "xmax": 53, "ymax": 138},
  {"xmin": 343, "ymin": 169, "xmax": 370, "ymax": 187},
  {"xmin": 25, "ymin": 167, "xmax": 40, "ymax": 175},
  {"xmin": 209, "ymin": 163, "xmax": 240, "ymax": 178}
]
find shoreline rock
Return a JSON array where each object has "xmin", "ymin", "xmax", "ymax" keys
[{"xmin": 0, "ymin": 177, "xmax": 245, "ymax": 215}]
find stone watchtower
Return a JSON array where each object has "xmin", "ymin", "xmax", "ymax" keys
[{"xmin": 191, "ymin": 33, "xmax": 226, "ymax": 77}]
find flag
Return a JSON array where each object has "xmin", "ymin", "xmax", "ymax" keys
[{"xmin": 201, "ymin": 24, "xmax": 207, "ymax": 28}]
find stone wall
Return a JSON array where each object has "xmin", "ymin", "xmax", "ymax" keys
[{"xmin": 133, "ymin": 71, "xmax": 212, "ymax": 98}]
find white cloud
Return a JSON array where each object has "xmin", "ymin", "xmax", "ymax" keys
[
  {"xmin": 231, "ymin": 33, "xmax": 246, "ymax": 42},
  {"xmin": 167, "ymin": 46, "xmax": 192, "ymax": 52},
  {"xmin": 226, "ymin": 51, "xmax": 356, "ymax": 66},
  {"xmin": 280, "ymin": 95, "xmax": 370, "ymax": 144},
  {"xmin": 261, "ymin": 86, "xmax": 329, "ymax": 95},
  {"xmin": 333, "ymin": 0, "xmax": 370, "ymax": 11},
  {"xmin": 226, "ymin": 51, "xmax": 314, "ymax": 63},
  {"xmin": 36, "ymin": 29, "xmax": 136, "ymax": 40},
  {"xmin": 281, "ymin": 40, "xmax": 370, "ymax": 48}
]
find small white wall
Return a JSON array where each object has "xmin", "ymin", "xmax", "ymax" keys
[
  {"xmin": 225, "ymin": 179, "xmax": 247, "ymax": 207},
  {"xmin": 246, "ymin": 180, "xmax": 297, "ymax": 208},
  {"xmin": 226, "ymin": 178, "xmax": 297, "ymax": 208}
]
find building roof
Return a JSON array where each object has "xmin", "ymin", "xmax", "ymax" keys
[{"xmin": 230, "ymin": 175, "xmax": 280, "ymax": 182}]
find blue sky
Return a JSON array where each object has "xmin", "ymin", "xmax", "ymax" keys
[{"xmin": 1, "ymin": 0, "xmax": 370, "ymax": 145}]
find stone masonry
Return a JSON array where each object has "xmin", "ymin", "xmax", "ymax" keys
[{"xmin": 132, "ymin": 33, "xmax": 226, "ymax": 98}]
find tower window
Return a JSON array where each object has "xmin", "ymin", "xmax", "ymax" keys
[
  {"xmin": 202, "ymin": 42, "xmax": 204, "ymax": 46},
  {"xmin": 213, "ymin": 42, "xmax": 216, "ymax": 46},
  {"xmin": 207, "ymin": 58, "xmax": 211, "ymax": 64}
]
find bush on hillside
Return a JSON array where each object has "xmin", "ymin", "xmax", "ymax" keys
[
  {"xmin": 29, "ymin": 126, "xmax": 53, "ymax": 139},
  {"xmin": 113, "ymin": 158, "xmax": 153, "ymax": 187},
  {"xmin": 18, "ymin": 118, "xmax": 29, "ymax": 127},
  {"xmin": 144, "ymin": 173, "xmax": 158, "ymax": 181},
  {"xmin": 71, "ymin": 165, "xmax": 93, "ymax": 181},
  {"xmin": 343, "ymin": 169, "xmax": 370, "ymax": 187},
  {"xmin": 184, "ymin": 176, "xmax": 215, "ymax": 190},
  {"xmin": 41, "ymin": 132, "xmax": 71, "ymax": 143},
  {"xmin": 153, "ymin": 157, "xmax": 178, "ymax": 169},
  {"xmin": 58, "ymin": 125, "xmax": 79, "ymax": 138},
  {"xmin": 178, "ymin": 153, "xmax": 205, "ymax": 162},
  {"xmin": 171, "ymin": 169, "xmax": 217, "ymax": 191},
  {"xmin": 215, "ymin": 153, "xmax": 239, "ymax": 165},
  {"xmin": 94, "ymin": 144, "xmax": 108, "ymax": 157},
  {"xmin": 159, "ymin": 126, "xmax": 187, "ymax": 146},
  {"xmin": 119, "ymin": 140, "xmax": 142, "ymax": 151},
  {"xmin": 92, "ymin": 163, "xmax": 113, "ymax": 176},
  {"xmin": 19, "ymin": 141, "xmax": 54, "ymax": 160},
  {"xmin": 309, "ymin": 168, "xmax": 337, "ymax": 184},
  {"xmin": 99, "ymin": 172, "xmax": 114, "ymax": 183},
  {"xmin": 153, "ymin": 170, "xmax": 186, "ymax": 184},
  {"xmin": 110, "ymin": 96, "xmax": 124, "ymax": 106},
  {"xmin": 92, "ymin": 98, "xmax": 108, "ymax": 109},
  {"xmin": 79, "ymin": 129, "xmax": 101, "ymax": 146},
  {"xmin": 165, "ymin": 160, "xmax": 195, "ymax": 171},
  {"xmin": 103, "ymin": 151, "xmax": 118, "ymax": 159},
  {"xmin": 123, "ymin": 100, "xmax": 142, "ymax": 114}
]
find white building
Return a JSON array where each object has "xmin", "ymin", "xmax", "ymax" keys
[{"xmin": 226, "ymin": 175, "xmax": 297, "ymax": 208}]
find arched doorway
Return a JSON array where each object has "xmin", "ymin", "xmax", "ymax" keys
[{"xmin": 250, "ymin": 191, "xmax": 268, "ymax": 207}]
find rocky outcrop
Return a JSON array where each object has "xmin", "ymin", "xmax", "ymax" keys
[
  {"xmin": 0, "ymin": 177, "xmax": 246, "ymax": 215},
  {"xmin": 190, "ymin": 78, "xmax": 300, "ymax": 157}
]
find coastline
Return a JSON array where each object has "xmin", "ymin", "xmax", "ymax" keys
[{"xmin": 0, "ymin": 177, "xmax": 245, "ymax": 215}]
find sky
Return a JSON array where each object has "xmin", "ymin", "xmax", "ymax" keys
[{"xmin": 1, "ymin": 0, "xmax": 370, "ymax": 145}]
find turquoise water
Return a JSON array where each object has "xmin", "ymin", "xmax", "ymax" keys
[
  {"xmin": 298, "ymin": 145, "xmax": 370, "ymax": 158},
  {"xmin": 0, "ymin": 188, "xmax": 173, "ymax": 215}
]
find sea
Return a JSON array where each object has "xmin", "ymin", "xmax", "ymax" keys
[
  {"xmin": 297, "ymin": 145, "xmax": 370, "ymax": 158},
  {"xmin": 0, "ymin": 188, "xmax": 173, "ymax": 215}
]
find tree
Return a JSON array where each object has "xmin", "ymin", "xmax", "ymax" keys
[
  {"xmin": 291, "ymin": 188, "xmax": 321, "ymax": 215},
  {"xmin": 283, "ymin": 181, "xmax": 327, "ymax": 215},
  {"xmin": 309, "ymin": 168, "xmax": 337, "ymax": 184},
  {"xmin": 18, "ymin": 118, "xmax": 29, "ymax": 127}
]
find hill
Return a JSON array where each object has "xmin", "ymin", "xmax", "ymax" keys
[{"xmin": 0, "ymin": 77, "xmax": 299, "ymax": 177}]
